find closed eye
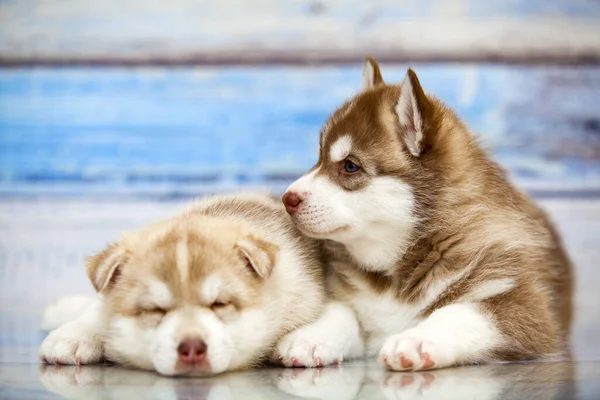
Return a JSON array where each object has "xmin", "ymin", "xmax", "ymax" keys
[
  {"xmin": 211, "ymin": 301, "xmax": 230, "ymax": 310},
  {"xmin": 143, "ymin": 306, "xmax": 168, "ymax": 316}
]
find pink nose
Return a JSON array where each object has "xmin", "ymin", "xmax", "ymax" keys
[
  {"xmin": 282, "ymin": 191, "xmax": 302, "ymax": 214},
  {"xmin": 177, "ymin": 338, "xmax": 207, "ymax": 364}
]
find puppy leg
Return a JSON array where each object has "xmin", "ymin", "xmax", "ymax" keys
[
  {"xmin": 378, "ymin": 303, "xmax": 503, "ymax": 371},
  {"xmin": 41, "ymin": 294, "xmax": 96, "ymax": 331},
  {"xmin": 275, "ymin": 302, "xmax": 364, "ymax": 367},
  {"xmin": 39, "ymin": 297, "xmax": 107, "ymax": 365}
]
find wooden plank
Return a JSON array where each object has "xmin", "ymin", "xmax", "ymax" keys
[
  {"xmin": 1, "ymin": 65, "xmax": 599, "ymax": 197},
  {"xmin": 1, "ymin": 0, "xmax": 600, "ymax": 65}
]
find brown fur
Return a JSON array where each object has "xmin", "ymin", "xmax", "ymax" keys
[{"xmin": 319, "ymin": 59, "xmax": 573, "ymax": 361}]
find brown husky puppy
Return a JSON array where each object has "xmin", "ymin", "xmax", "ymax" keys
[{"xmin": 279, "ymin": 57, "xmax": 573, "ymax": 371}]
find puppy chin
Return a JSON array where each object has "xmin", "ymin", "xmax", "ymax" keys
[
  {"xmin": 153, "ymin": 356, "xmax": 218, "ymax": 377},
  {"xmin": 292, "ymin": 217, "xmax": 350, "ymax": 239}
]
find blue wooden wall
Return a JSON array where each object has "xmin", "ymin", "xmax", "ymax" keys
[
  {"xmin": 1, "ymin": 65, "xmax": 599, "ymax": 197},
  {"xmin": 1, "ymin": 0, "xmax": 599, "ymax": 197}
]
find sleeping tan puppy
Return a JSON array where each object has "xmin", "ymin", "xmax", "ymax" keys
[{"xmin": 39, "ymin": 193, "xmax": 326, "ymax": 376}]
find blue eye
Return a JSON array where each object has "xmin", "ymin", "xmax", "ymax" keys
[{"xmin": 344, "ymin": 160, "xmax": 360, "ymax": 173}]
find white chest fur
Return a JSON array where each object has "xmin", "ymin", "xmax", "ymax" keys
[{"xmin": 350, "ymin": 291, "xmax": 423, "ymax": 356}]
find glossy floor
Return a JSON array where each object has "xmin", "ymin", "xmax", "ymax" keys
[
  {"xmin": 0, "ymin": 198, "xmax": 599, "ymax": 399},
  {"xmin": 2, "ymin": 360, "xmax": 600, "ymax": 400}
]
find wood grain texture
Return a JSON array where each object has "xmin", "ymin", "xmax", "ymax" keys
[
  {"xmin": 1, "ymin": 0, "xmax": 600, "ymax": 64},
  {"xmin": 1, "ymin": 65, "xmax": 599, "ymax": 198}
]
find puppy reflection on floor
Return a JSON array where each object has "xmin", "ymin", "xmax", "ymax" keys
[
  {"xmin": 39, "ymin": 360, "xmax": 575, "ymax": 400},
  {"xmin": 376, "ymin": 362, "xmax": 576, "ymax": 400}
]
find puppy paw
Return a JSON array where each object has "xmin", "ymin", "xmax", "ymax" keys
[
  {"xmin": 39, "ymin": 322, "xmax": 103, "ymax": 365},
  {"xmin": 274, "ymin": 327, "xmax": 345, "ymax": 368},
  {"xmin": 378, "ymin": 331, "xmax": 452, "ymax": 371}
]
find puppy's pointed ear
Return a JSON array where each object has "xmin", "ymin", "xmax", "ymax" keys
[
  {"xmin": 362, "ymin": 56, "xmax": 384, "ymax": 91},
  {"xmin": 236, "ymin": 235, "xmax": 279, "ymax": 280},
  {"xmin": 396, "ymin": 68, "xmax": 431, "ymax": 157},
  {"xmin": 86, "ymin": 243, "xmax": 128, "ymax": 292}
]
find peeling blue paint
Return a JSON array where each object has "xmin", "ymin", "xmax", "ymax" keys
[{"xmin": 1, "ymin": 65, "xmax": 599, "ymax": 197}]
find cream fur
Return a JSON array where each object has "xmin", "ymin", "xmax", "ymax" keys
[{"xmin": 39, "ymin": 193, "xmax": 327, "ymax": 376}]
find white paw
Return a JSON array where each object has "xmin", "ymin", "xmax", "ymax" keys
[
  {"xmin": 378, "ymin": 330, "xmax": 452, "ymax": 371},
  {"xmin": 275, "ymin": 326, "xmax": 345, "ymax": 368},
  {"xmin": 39, "ymin": 321, "xmax": 103, "ymax": 365}
]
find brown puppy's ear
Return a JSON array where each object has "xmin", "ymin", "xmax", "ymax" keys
[
  {"xmin": 361, "ymin": 55, "xmax": 385, "ymax": 91},
  {"xmin": 395, "ymin": 68, "xmax": 432, "ymax": 157},
  {"xmin": 236, "ymin": 235, "xmax": 279, "ymax": 280},
  {"xmin": 86, "ymin": 243, "xmax": 128, "ymax": 292}
]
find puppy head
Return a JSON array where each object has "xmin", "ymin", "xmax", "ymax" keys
[
  {"xmin": 86, "ymin": 216, "xmax": 278, "ymax": 376},
  {"xmin": 283, "ymin": 57, "xmax": 453, "ymax": 270}
]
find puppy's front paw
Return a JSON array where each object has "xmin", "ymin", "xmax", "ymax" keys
[
  {"xmin": 275, "ymin": 326, "xmax": 345, "ymax": 368},
  {"xmin": 378, "ymin": 330, "xmax": 452, "ymax": 371},
  {"xmin": 39, "ymin": 321, "xmax": 103, "ymax": 365}
]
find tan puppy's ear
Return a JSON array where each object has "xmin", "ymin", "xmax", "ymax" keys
[
  {"xmin": 86, "ymin": 243, "xmax": 128, "ymax": 292},
  {"xmin": 236, "ymin": 235, "xmax": 279, "ymax": 280},
  {"xmin": 362, "ymin": 55, "xmax": 385, "ymax": 91}
]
